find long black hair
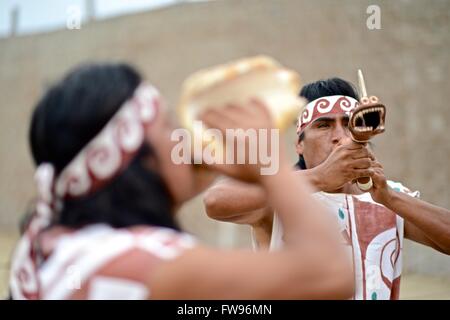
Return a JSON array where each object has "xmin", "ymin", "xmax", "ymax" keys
[
  {"xmin": 295, "ymin": 77, "xmax": 360, "ymax": 170},
  {"xmin": 28, "ymin": 63, "xmax": 180, "ymax": 230}
]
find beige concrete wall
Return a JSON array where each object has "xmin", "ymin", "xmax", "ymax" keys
[{"xmin": 0, "ymin": 0, "xmax": 449, "ymax": 275}]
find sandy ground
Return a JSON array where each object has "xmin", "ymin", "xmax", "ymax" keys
[{"xmin": 1, "ymin": 232, "xmax": 449, "ymax": 300}]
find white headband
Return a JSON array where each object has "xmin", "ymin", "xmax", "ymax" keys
[
  {"xmin": 32, "ymin": 82, "xmax": 161, "ymax": 233},
  {"xmin": 296, "ymin": 95, "xmax": 359, "ymax": 134}
]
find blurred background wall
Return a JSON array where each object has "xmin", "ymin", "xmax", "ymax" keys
[{"xmin": 0, "ymin": 0, "xmax": 449, "ymax": 283}]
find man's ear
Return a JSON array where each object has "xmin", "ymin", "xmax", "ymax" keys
[{"xmin": 295, "ymin": 138, "xmax": 304, "ymax": 156}]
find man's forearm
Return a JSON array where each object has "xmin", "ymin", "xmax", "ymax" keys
[
  {"xmin": 384, "ymin": 191, "xmax": 450, "ymax": 254},
  {"xmin": 204, "ymin": 167, "xmax": 328, "ymax": 224},
  {"xmin": 294, "ymin": 167, "xmax": 326, "ymax": 192},
  {"xmin": 205, "ymin": 168, "xmax": 325, "ymax": 216}
]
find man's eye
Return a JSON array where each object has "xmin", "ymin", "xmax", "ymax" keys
[{"xmin": 317, "ymin": 123, "xmax": 329, "ymax": 128}]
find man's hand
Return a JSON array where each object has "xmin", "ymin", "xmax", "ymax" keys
[
  {"xmin": 369, "ymin": 160, "xmax": 395, "ymax": 205},
  {"xmin": 200, "ymin": 98, "xmax": 284, "ymax": 183},
  {"xmin": 310, "ymin": 139, "xmax": 375, "ymax": 192}
]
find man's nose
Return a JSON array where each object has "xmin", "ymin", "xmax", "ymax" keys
[{"xmin": 331, "ymin": 124, "xmax": 349, "ymax": 145}]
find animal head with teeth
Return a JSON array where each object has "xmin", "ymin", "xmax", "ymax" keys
[{"xmin": 348, "ymin": 96, "xmax": 386, "ymax": 143}]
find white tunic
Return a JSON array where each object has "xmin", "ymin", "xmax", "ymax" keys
[
  {"xmin": 10, "ymin": 224, "xmax": 196, "ymax": 300},
  {"xmin": 252, "ymin": 180, "xmax": 419, "ymax": 300}
]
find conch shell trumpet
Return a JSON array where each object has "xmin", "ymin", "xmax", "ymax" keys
[{"xmin": 177, "ymin": 55, "xmax": 306, "ymax": 162}]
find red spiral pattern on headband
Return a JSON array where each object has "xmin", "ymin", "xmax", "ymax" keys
[
  {"xmin": 52, "ymin": 84, "xmax": 161, "ymax": 200},
  {"xmin": 297, "ymin": 95, "xmax": 359, "ymax": 134}
]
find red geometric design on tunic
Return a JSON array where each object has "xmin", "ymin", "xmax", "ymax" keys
[
  {"xmin": 352, "ymin": 196, "xmax": 399, "ymax": 293},
  {"xmin": 31, "ymin": 225, "xmax": 193, "ymax": 299},
  {"xmin": 390, "ymin": 276, "xmax": 401, "ymax": 300}
]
